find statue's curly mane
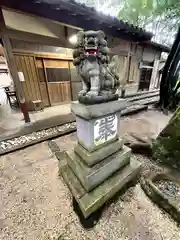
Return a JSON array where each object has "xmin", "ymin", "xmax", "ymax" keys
[
  {"xmin": 72, "ymin": 30, "xmax": 120, "ymax": 104},
  {"xmin": 73, "ymin": 30, "xmax": 109, "ymax": 66}
]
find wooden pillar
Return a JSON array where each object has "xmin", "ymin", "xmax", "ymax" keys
[
  {"xmin": 149, "ymin": 59, "xmax": 160, "ymax": 90},
  {"xmin": 122, "ymin": 43, "xmax": 132, "ymax": 97},
  {"xmin": 0, "ymin": 8, "xmax": 30, "ymax": 123}
]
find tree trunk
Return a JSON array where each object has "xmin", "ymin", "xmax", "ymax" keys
[{"xmin": 159, "ymin": 26, "xmax": 180, "ymax": 109}]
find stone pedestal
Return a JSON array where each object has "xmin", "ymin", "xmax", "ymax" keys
[{"xmin": 62, "ymin": 99, "xmax": 142, "ymax": 218}]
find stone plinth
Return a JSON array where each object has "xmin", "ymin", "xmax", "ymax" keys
[
  {"xmin": 66, "ymin": 145, "xmax": 131, "ymax": 191},
  {"xmin": 61, "ymin": 100, "xmax": 142, "ymax": 218},
  {"xmin": 71, "ymin": 99, "xmax": 127, "ymax": 119},
  {"xmin": 71, "ymin": 99, "xmax": 126, "ymax": 152},
  {"xmin": 74, "ymin": 138, "xmax": 123, "ymax": 166},
  {"xmin": 62, "ymin": 157, "xmax": 141, "ymax": 218}
]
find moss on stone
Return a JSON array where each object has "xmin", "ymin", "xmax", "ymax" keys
[{"xmin": 153, "ymin": 106, "xmax": 180, "ymax": 169}]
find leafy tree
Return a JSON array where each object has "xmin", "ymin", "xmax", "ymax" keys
[
  {"xmin": 76, "ymin": 0, "xmax": 180, "ymax": 46},
  {"xmin": 76, "ymin": 0, "xmax": 122, "ymax": 16},
  {"xmin": 117, "ymin": 0, "xmax": 155, "ymax": 26},
  {"xmin": 117, "ymin": 0, "xmax": 180, "ymax": 46}
]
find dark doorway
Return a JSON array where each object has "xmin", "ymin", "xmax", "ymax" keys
[{"xmin": 138, "ymin": 61, "xmax": 153, "ymax": 91}]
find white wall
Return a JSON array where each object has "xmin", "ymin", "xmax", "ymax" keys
[
  {"xmin": 3, "ymin": 8, "xmax": 65, "ymax": 39},
  {"xmin": 0, "ymin": 73, "xmax": 12, "ymax": 105},
  {"xmin": 0, "ymin": 88, "xmax": 6, "ymax": 105},
  {"xmin": 0, "ymin": 73, "xmax": 12, "ymax": 88}
]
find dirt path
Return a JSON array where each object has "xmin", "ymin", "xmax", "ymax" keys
[
  {"xmin": 1, "ymin": 110, "xmax": 179, "ymax": 240},
  {"xmin": 120, "ymin": 108, "xmax": 173, "ymax": 144}
]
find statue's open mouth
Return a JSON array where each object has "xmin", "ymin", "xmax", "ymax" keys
[{"xmin": 85, "ymin": 46, "xmax": 98, "ymax": 56}]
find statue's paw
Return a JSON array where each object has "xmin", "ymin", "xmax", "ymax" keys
[
  {"xmin": 86, "ymin": 91, "xmax": 99, "ymax": 97},
  {"xmin": 78, "ymin": 90, "xmax": 88, "ymax": 96}
]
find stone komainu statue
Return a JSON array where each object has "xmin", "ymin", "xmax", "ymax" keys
[{"xmin": 73, "ymin": 30, "xmax": 120, "ymax": 104}]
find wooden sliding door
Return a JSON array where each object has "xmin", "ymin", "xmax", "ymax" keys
[
  {"xmin": 14, "ymin": 54, "xmax": 41, "ymax": 105},
  {"xmin": 43, "ymin": 59, "xmax": 72, "ymax": 105},
  {"xmin": 36, "ymin": 58, "xmax": 50, "ymax": 106},
  {"xmin": 36, "ymin": 58, "xmax": 72, "ymax": 106}
]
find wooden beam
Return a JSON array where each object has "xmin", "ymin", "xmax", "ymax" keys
[
  {"xmin": 2, "ymin": 6, "xmax": 83, "ymax": 31},
  {"xmin": 127, "ymin": 43, "xmax": 133, "ymax": 84},
  {"xmin": 5, "ymin": 29, "xmax": 70, "ymax": 48},
  {"xmin": 13, "ymin": 51, "xmax": 73, "ymax": 60},
  {"xmin": 42, "ymin": 59, "xmax": 51, "ymax": 106}
]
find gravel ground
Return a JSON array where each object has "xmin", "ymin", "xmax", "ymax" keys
[
  {"xmin": 1, "ymin": 110, "xmax": 179, "ymax": 240},
  {"xmin": 0, "ymin": 122, "xmax": 76, "ymax": 154},
  {"xmin": 0, "ymin": 141, "xmax": 180, "ymax": 240},
  {"xmin": 0, "ymin": 106, "xmax": 171, "ymax": 154},
  {"xmin": 155, "ymin": 180, "xmax": 180, "ymax": 200}
]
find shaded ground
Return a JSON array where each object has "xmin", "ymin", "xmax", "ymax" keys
[
  {"xmin": 0, "ymin": 104, "xmax": 73, "ymax": 141},
  {"xmin": 119, "ymin": 107, "xmax": 173, "ymax": 144},
  {"xmin": 1, "ymin": 110, "xmax": 179, "ymax": 240}
]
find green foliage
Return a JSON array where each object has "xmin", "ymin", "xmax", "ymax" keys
[
  {"xmin": 117, "ymin": 0, "xmax": 180, "ymax": 45},
  {"xmin": 77, "ymin": 0, "xmax": 180, "ymax": 45},
  {"xmin": 118, "ymin": 0, "xmax": 180, "ymax": 26},
  {"xmin": 118, "ymin": 0, "xmax": 155, "ymax": 25}
]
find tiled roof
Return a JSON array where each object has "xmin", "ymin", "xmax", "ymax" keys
[
  {"xmin": 1, "ymin": 0, "xmax": 153, "ymax": 42},
  {"xmin": 1, "ymin": 0, "xmax": 171, "ymax": 51}
]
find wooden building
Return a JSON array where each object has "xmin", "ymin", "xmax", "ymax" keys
[{"xmin": 0, "ymin": 0, "xmax": 170, "ymax": 110}]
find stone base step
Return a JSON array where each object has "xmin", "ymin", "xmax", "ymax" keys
[
  {"xmin": 127, "ymin": 92, "xmax": 159, "ymax": 102},
  {"xmin": 121, "ymin": 96, "xmax": 159, "ymax": 116},
  {"xmin": 142, "ymin": 97, "xmax": 159, "ymax": 105},
  {"xmin": 124, "ymin": 89, "xmax": 159, "ymax": 98},
  {"xmin": 62, "ymin": 157, "xmax": 142, "ymax": 218},
  {"xmin": 66, "ymin": 145, "xmax": 131, "ymax": 191},
  {"xmin": 74, "ymin": 138, "xmax": 124, "ymax": 166},
  {"xmin": 121, "ymin": 104, "xmax": 148, "ymax": 116}
]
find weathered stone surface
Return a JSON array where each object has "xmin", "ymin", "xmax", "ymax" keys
[
  {"xmin": 62, "ymin": 165, "xmax": 86, "ymax": 199},
  {"xmin": 74, "ymin": 138, "xmax": 123, "ymax": 166},
  {"xmin": 48, "ymin": 140, "xmax": 60, "ymax": 153},
  {"xmin": 71, "ymin": 100, "xmax": 127, "ymax": 120},
  {"xmin": 141, "ymin": 173, "xmax": 180, "ymax": 224},
  {"xmin": 55, "ymin": 151, "xmax": 67, "ymax": 161},
  {"xmin": 66, "ymin": 146, "xmax": 131, "ymax": 191},
  {"xmin": 78, "ymin": 94, "xmax": 119, "ymax": 105},
  {"xmin": 153, "ymin": 106, "xmax": 180, "ymax": 169},
  {"xmin": 76, "ymin": 113, "xmax": 119, "ymax": 152},
  {"xmin": 62, "ymin": 157, "xmax": 142, "ymax": 218},
  {"xmin": 72, "ymin": 30, "xmax": 120, "ymax": 105}
]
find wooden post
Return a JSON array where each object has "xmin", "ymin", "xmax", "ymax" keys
[
  {"xmin": 0, "ymin": 8, "xmax": 30, "ymax": 123},
  {"xmin": 2, "ymin": 35, "xmax": 31, "ymax": 123},
  {"xmin": 122, "ymin": 43, "xmax": 132, "ymax": 97},
  {"xmin": 149, "ymin": 59, "xmax": 159, "ymax": 90}
]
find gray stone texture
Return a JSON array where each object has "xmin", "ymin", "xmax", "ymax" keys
[
  {"xmin": 74, "ymin": 138, "xmax": 124, "ymax": 166},
  {"xmin": 62, "ymin": 157, "xmax": 142, "ymax": 218},
  {"xmin": 71, "ymin": 99, "xmax": 127, "ymax": 120},
  {"xmin": 72, "ymin": 30, "xmax": 120, "ymax": 104},
  {"xmin": 76, "ymin": 114, "xmax": 119, "ymax": 152},
  {"xmin": 66, "ymin": 145, "xmax": 131, "ymax": 191},
  {"xmin": 71, "ymin": 81, "xmax": 82, "ymax": 101},
  {"xmin": 61, "ymin": 100, "xmax": 142, "ymax": 218}
]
